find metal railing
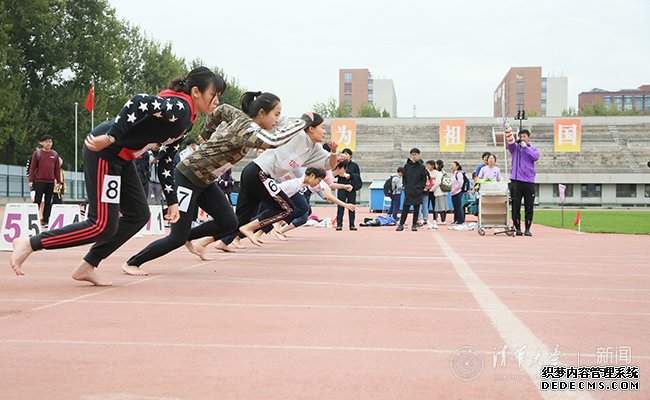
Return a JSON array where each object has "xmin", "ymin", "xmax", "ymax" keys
[{"xmin": 0, "ymin": 164, "xmax": 86, "ymax": 200}]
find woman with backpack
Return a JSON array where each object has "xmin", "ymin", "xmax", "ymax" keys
[
  {"xmin": 432, "ymin": 159, "xmax": 448, "ymax": 225},
  {"xmin": 450, "ymin": 161, "xmax": 466, "ymax": 225}
]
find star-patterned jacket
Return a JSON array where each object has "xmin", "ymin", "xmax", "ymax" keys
[
  {"xmin": 93, "ymin": 89, "xmax": 197, "ymax": 205},
  {"xmin": 177, "ymin": 104, "xmax": 310, "ymax": 188}
]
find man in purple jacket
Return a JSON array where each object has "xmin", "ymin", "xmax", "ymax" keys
[{"xmin": 508, "ymin": 129, "xmax": 539, "ymax": 236}]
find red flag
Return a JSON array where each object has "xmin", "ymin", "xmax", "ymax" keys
[
  {"xmin": 573, "ymin": 211, "xmax": 581, "ymax": 226},
  {"xmin": 84, "ymin": 83, "xmax": 94, "ymax": 112}
]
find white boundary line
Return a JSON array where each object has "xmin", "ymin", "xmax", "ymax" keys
[{"xmin": 433, "ymin": 234, "xmax": 594, "ymax": 400}]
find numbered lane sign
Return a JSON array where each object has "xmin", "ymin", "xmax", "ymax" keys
[
  {"xmin": 0, "ymin": 203, "xmax": 42, "ymax": 251},
  {"xmin": 138, "ymin": 205, "xmax": 165, "ymax": 236},
  {"xmin": 49, "ymin": 204, "xmax": 82, "ymax": 231}
]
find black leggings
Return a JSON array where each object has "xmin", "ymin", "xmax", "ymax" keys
[
  {"xmin": 30, "ymin": 146, "xmax": 150, "ymax": 267},
  {"xmin": 221, "ymin": 162, "xmax": 293, "ymax": 244},
  {"xmin": 127, "ymin": 170, "xmax": 238, "ymax": 267}
]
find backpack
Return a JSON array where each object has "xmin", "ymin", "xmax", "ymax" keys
[
  {"xmin": 440, "ymin": 171, "xmax": 452, "ymax": 192},
  {"xmin": 383, "ymin": 175, "xmax": 396, "ymax": 196},
  {"xmin": 461, "ymin": 172, "xmax": 471, "ymax": 193}
]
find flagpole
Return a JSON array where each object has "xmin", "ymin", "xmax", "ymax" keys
[{"xmin": 74, "ymin": 101, "xmax": 78, "ymax": 199}]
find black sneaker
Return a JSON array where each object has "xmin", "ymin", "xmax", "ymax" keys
[
  {"xmin": 336, "ymin": 226, "xmax": 342, "ymax": 231},
  {"xmin": 515, "ymin": 230, "xmax": 523, "ymax": 236},
  {"xmin": 396, "ymin": 224, "xmax": 404, "ymax": 231},
  {"xmin": 411, "ymin": 225, "xmax": 418, "ymax": 231},
  {"xmin": 350, "ymin": 226, "xmax": 357, "ymax": 231},
  {"xmin": 524, "ymin": 230, "xmax": 532, "ymax": 237}
]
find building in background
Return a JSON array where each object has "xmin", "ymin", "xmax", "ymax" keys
[
  {"xmin": 578, "ymin": 85, "xmax": 650, "ymax": 112},
  {"xmin": 493, "ymin": 67, "xmax": 567, "ymax": 117},
  {"xmin": 339, "ymin": 69, "xmax": 397, "ymax": 116}
]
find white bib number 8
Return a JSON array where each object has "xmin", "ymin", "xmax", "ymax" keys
[
  {"xmin": 263, "ymin": 178, "xmax": 281, "ymax": 196},
  {"xmin": 101, "ymin": 175, "xmax": 121, "ymax": 204}
]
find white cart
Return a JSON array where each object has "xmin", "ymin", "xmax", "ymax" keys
[{"xmin": 477, "ymin": 182, "xmax": 515, "ymax": 237}]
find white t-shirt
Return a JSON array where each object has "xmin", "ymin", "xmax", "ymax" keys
[{"xmin": 254, "ymin": 132, "xmax": 330, "ymax": 181}]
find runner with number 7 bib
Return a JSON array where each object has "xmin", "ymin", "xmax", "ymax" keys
[
  {"xmin": 9, "ymin": 67, "xmax": 225, "ymax": 286},
  {"xmin": 123, "ymin": 91, "xmax": 313, "ymax": 273}
]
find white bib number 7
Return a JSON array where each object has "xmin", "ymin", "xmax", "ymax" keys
[
  {"xmin": 177, "ymin": 186, "xmax": 193, "ymax": 213},
  {"xmin": 101, "ymin": 175, "xmax": 121, "ymax": 204},
  {"xmin": 262, "ymin": 178, "xmax": 281, "ymax": 197}
]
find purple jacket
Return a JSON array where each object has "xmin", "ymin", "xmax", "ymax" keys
[{"xmin": 508, "ymin": 142, "xmax": 539, "ymax": 183}]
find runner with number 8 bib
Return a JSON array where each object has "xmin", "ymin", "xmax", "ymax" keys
[{"xmin": 9, "ymin": 67, "xmax": 225, "ymax": 286}]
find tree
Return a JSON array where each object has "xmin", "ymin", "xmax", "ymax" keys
[
  {"xmin": 313, "ymin": 98, "xmax": 352, "ymax": 118},
  {"xmin": 356, "ymin": 102, "xmax": 381, "ymax": 118},
  {"xmin": 579, "ymin": 102, "xmax": 646, "ymax": 116},
  {"xmin": 561, "ymin": 107, "xmax": 578, "ymax": 117},
  {"xmin": 381, "ymin": 109, "xmax": 390, "ymax": 118}
]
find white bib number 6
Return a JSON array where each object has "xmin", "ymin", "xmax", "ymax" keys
[
  {"xmin": 262, "ymin": 178, "xmax": 281, "ymax": 196},
  {"xmin": 101, "ymin": 175, "xmax": 121, "ymax": 204},
  {"xmin": 177, "ymin": 186, "xmax": 193, "ymax": 213}
]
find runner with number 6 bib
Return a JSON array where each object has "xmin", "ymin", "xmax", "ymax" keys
[
  {"xmin": 123, "ymin": 91, "xmax": 312, "ymax": 273},
  {"xmin": 9, "ymin": 67, "xmax": 224, "ymax": 286},
  {"xmin": 213, "ymin": 112, "xmax": 339, "ymax": 250}
]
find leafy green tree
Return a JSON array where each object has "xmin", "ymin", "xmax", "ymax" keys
[
  {"xmin": 381, "ymin": 109, "xmax": 390, "ymax": 118},
  {"xmin": 561, "ymin": 107, "xmax": 578, "ymax": 117},
  {"xmin": 356, "ymin": 102, "xmax": 381, "ymax": 117}
]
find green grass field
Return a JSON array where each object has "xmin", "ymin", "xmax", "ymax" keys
[{"xmin": 531, "ymin": 209, "xmax": 650, "ymax": 234}]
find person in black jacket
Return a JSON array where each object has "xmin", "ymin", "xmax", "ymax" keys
[
  {"xmin": 335, "ymin": 148, "xmax": 362, "ymax": 231},
  {"xmin": 396, "ymin": 148, "xmax": 429, "ymax": 231},
  {"xmin": 10, "ymin": 67, "xmax": 226, "ymax": 286}
]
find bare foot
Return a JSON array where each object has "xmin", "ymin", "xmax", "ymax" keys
[
  {"xmin": 273, "ymin": 229, "xmax": 289, "ymax": 241},
  {"xmin": 186, "ymin": 239, "xmax": 214, "ymax": 261},
  {"xmin": 10, "ymin": 238, "xmax": 33, "ymax": 276},
  {"xmin": 239, "ymin": 226, "xmax": 261, "ymax": 247},
  {"xmin": 121, "ymin": 263, "xmax": 148, "ymax": 276},
  {"xmin": 72, "ymin": 261, "xmax": 113, "ymax": 286},
  {"xmin": 254, "ymin": 230, "xmax": 265, "ymax": 244},
  {"xmin": 214, "ymin": 240, "xmax": 235, "ymax": 253},
  {"xmin": 231, "ymin": 237, "xmax": 246, "ymax": 249}
]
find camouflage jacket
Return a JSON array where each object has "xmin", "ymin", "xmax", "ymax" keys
[{"xmin": 177, "ymin": 104, "xmax": 309, "ymax": 188}]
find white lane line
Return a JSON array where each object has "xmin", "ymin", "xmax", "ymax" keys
[
  {"xmin": 433, "ymin": 234, "xmax": 594, "ymax": 400},
  {"xmin": 0, "ymin": 339, "xmax": 648, "ymax": 361},
  {"xmin": 2, "ymin": 298, "xmax": 649, "ymax": 317}
]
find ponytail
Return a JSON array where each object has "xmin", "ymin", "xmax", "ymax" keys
[
  {"xmin": 168, "ymin": 66, "xmax": 226, "ymax": 97},
  {"xmin": 240, "ymin": 91, "xmax": 280, "ymax": 117}
]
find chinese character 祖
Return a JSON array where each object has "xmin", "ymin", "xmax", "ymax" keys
[
  {"xmin": 444, "ymin": 125, "xmax": 462, "ymax": 146},
  {"xmin": 557, "ymin": 124, "xmax": 577, "ymax": 146},
  {"xmin": 596, "ymin": 346, "xmax": 615, "ymax": 365},
  {"xmin": 336, "ymin": 125, "xmax": 352, "ymax": 146}
]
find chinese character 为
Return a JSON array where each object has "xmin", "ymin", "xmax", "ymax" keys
[
  {"xmin": 557, "ymin": 124, "xmax": 577, "ymax": 146},
  {"xmin": 336, "ymin": 125, "xmax": 352, "ymax": 146},
  {"xmin": 493, "ymin": 345, "xmax": 508, "ymax": 368},
  {"xmin": 596, "ymin": 346, "xmax": 615, "ymax": 365},
  {"xmin": 444, "ymin": 125, "xmax": 462, "ymax": 146},
  {"xmin": 617, "ymin": 346, "xmax": 632, "ymax": 364}
]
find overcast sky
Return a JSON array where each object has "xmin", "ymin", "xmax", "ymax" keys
[{"xmin": 108, "ymin": 0, "xmax": 648, "ymax": 118}]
